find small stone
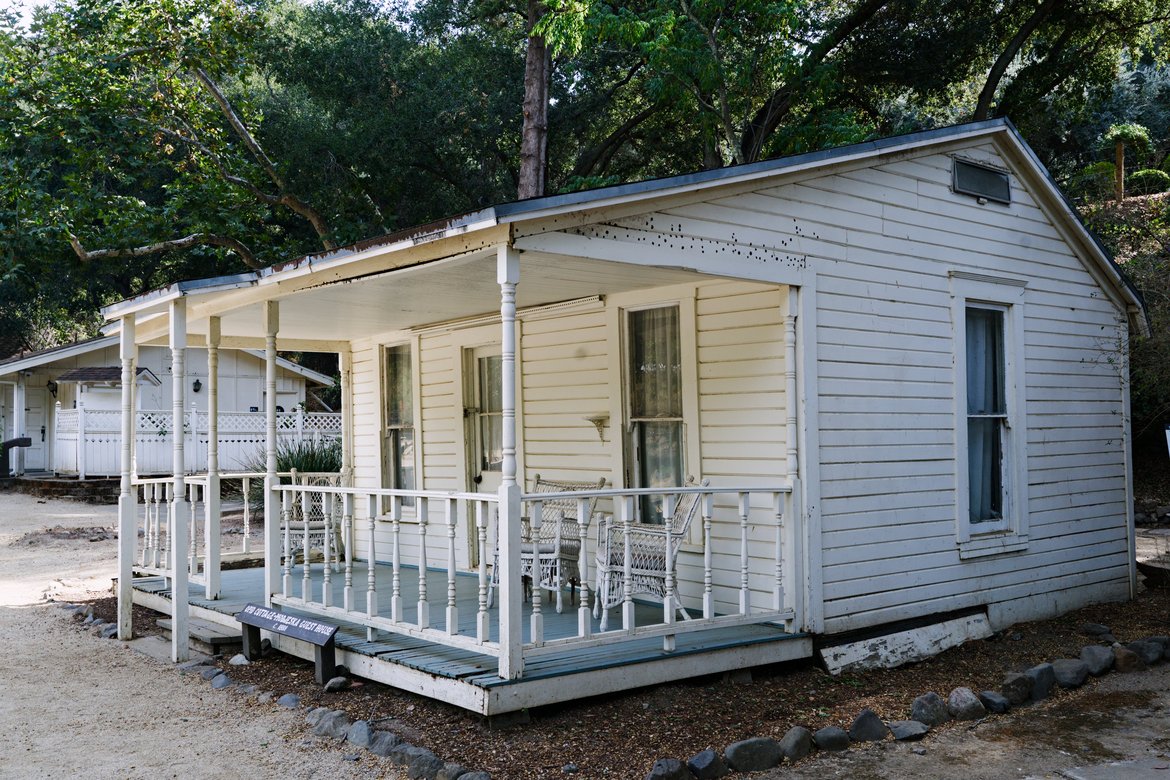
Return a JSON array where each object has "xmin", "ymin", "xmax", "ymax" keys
[
  {"xmin": 306, "ymin": 707, "xmax": 331, "ymax": 727},
  {"xmin": 343, "ymin": 754, "xmax": 360, "ymax": 762},
  {"xmin": 235, "ymin": 684, "xmax": 257, "ymax": 696},
  {"xmin": 1080, "ymin": 622, "xmax": 1111, "ymax": 636},
  {"xmin": 1025, "ymin": 663, "xmax": 1056, "ymax": 701},
  {"xmin": 888, "ymin": 720, "xmax": 929, "ymax": 741},
  {"xmin": 200, "ymin": 667, "xmax": 221, "ymax": 681},
  {"xmin": 912, "ymin": 747, "xmax": 927, "ymax": 756},
  {"xmin": 1052, "ymin": 659, "xmax": 1090, "ymax": 688},
  {"xmin": 561, "ymin": 764, "xmax": 578, "ymax": 775},
  {"xmin": 368, "ymin": 731, "xmax": 403, "ymax": 757},
  {"xmin": 408, "ymin": 750, "xmax": 445, "ymax": 780},
  {"xmin": 849, "ymin": 708, "xmax": 890, "ymax": 742},
  {"xmin": 1100, "ymin": 633, "xmax": 1118, "ymax": 644},
  {"xmin": 277, "ymin": 693, "xmax": 301, "ymax": 708},
  {"xmin": 1001, "ymin": 672, "xmax": 1032, "ymax": 705},
  {"xmin": 909, "ymin": 692, "xmax": 950, "ymax": 726},
  {"xmin": 334, "ymin": 664, "xmax": 350, "ymax": 676},
  {"xmin": 724, "ymin": 737, "xmax": 783, "ymax": 771},
  {"xmin": 261, "ymin": 638, "xmax": 272, "ymax": 654},
  {"xmin": 101, "ymin": 624, "xmax": 119, "ymax": 638},
  {"xmin": 645, "ymin": 758, "xmax": 689, "ymax": 780},
  {"xmin": 779, "ymin": 726, "xmax": 814, "ymax": 761},
  {"xmin": 83, "ymin": 615, "xmax": 95, "ymax": 625},
  {"xmin": 438, "ymin": 764, "xmax": 469, "ymax": 780},
  {"xmin": 947, "ymin": 687, "xmax": 986, "ymax": 721},
  {"xmin": 687, "ymin": 748, "xmax": 729, "ymax": 779},
  {"xmin": 1128, "ymin": 640, "xmax": 1163, "ymax": 666},
  {"xmin": 1114, "ymin": 646, "xmax": 1147, "ymax": 673},
  {"xmin": 813, "ymin": 726, "xmax": 850, "ymax": 752},
  {"xmin": 346, "ymin": 720, "xmax": 373, "ymax": 748},
  {"xmin": 257, "ymin": 691, "xmax": 275, "ymax": 704},
  {"xmin": 210, "ymin": 673, "xmax": 233, "ymax": 690},
  {"xmin": 324, "ymin": 675, "xmax": 351, "ymax": 693},
  {"xmin": 1081, "ymin": 645, "xmax": 1114, "ymax": 676},
  {"xmin": 228, "ymin": 653, "xmax": 250, "ymax": 666},
  {"xmin": 312, "ymin": 709, "xmax": 351, "ymax": 739},
  {"xmin": 978, "ymin": 691, "xmax": 1010, "ymax": 714}
]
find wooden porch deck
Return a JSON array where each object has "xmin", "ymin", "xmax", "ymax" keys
[{"xmin": 131, "ymin": 562, "xmax": 813, "ymax": 714}]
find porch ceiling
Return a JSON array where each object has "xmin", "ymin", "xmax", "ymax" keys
[{"xmin": 170, "ymin": 249, "xmax": 709, "ymax": 345}]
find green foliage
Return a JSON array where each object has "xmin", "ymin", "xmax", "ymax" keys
[
  {"xmin": 1103, "ymin": 122, "xmax": 1152, "ymax": 150},
  {"xmin": 1128, "ymin": 169, "xmax": 1170, "ymax": 195},
  {"xmin": 1071, "ymin": 161, "xmax": 1117, "ymax": 200}
]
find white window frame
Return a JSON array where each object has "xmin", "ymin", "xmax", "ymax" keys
[
  {"xmin": 381, "ymin": 338, "xmax": 421, "ymax": 514},
  {"xmin": 951, "ymin": 272, "xmax": 1029, "ymax": 559}
]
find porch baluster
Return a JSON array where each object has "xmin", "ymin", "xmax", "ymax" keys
[
  {"xmin": 188, "ymin": 483, "xmax": 199, "ymax": 577},
  {"xmin": 739, "ymin": 492, "xmax": 750, "ymax": 615},
  {"xmin": 162, "ymin": 482, "xmax": 173, "ymax": 571},
  {"xmin": 390, "ymin": 496, "xmax": 402, "ymax": 623},
  {"xmin": 241, "ymin": 477, "xmax": 251, "ymax": 555},
  {"xmin": 417, "ymin": 498, "xmax": 430, "ymax": 630},
  {"xmin": 576, "ymin": 496, "xmax": 591, "ymax": 638},
  {"xmin": 621, "ymin": 495, "xmax": 636, "ymax": 631},
  {"xmin": 322, "ymin": 493, "xmax": 333, "ymax": 608},
  {"xmin": 281, "ymin": 490, "xmax": 293, "ymax": 598},
  {"xmin": 445, "ymin": 497, "xmax": 458, "ymax": 635},
  {"xmin": 476, "ymin": 501, "xmax": 489, "ymax": 642},
  {"xmin": 773, "ymin": 492, "xmax": 784, "ymax": 612},
  {"xmin": 530, "ymin": 499, "xmax": 544, "ymax": 645},
  {"xmin": 662, "ymin": 494, "xmax": 677, "ymax": 653},
  {"xmin": 343, "ymin": 493, "xmax": 354, "ymax": 612},
  {"xmin": 301, "ymin": 483, "xmax": 312, "ymax": 602},
  {"xmin": 366, "ymin": 494, "xmax": 378, "ymax": 642},
  {"xmin": 140, "ymin": 485, "xmax": 151, "ymax": 567},
  {"xmin": 702, "ymin": 494, "xmax": 714, "ymax": 619}
]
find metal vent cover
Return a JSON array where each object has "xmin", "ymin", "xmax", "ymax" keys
[{"xmin": 953, "ymin": 158, "xmax": 1011, "ymax": 204}]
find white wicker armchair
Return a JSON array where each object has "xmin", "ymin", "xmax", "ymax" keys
[
  {"xmin": 284, "ymin": 470, "xmax": 345, "ymax": 570},
  {"xmin": 593, "ymin": 478, "xmax": 707, "ymax": 631}
]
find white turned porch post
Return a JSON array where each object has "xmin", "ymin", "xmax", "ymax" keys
[
  {"xmin": 77, "ymin": 400, "xmax": 87, "ymax": 479},
  {"xmin": 263, "ymin": 302, "xmax": 281, "ymax": 604},
  {"xmin": 116, "ymin": 315, "xmax": 137, "ymax": 640},
  {"xmin": 782, "ymin": 286, "xmax": 804, "ymax": 630},
  {"xmin": 13, "ymin": 375, "xmax": 25, "ymax": 475},
  {"xmin": 497, "ymin": 245, "xmax": 523, "ymax": 680},
  {"xmin": 205, "ymin": 317, "xmax": 222, "ymax": 599},
  {"xmin": 169, "ymin": 299, "xmax": 190, "ymax": 662}
]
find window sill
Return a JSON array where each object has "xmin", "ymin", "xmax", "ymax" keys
[{"xmin": 958, "ymin": 533, "xmax": 1029, "ymax": 560}]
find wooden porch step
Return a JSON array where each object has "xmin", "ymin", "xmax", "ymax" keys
[{"xmin": 157, "ymin": 617, "xmax": 243, "ymax": 656}]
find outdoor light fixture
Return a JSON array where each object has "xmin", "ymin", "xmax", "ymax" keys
[
  {"xmin": 46, "ymin": 380, "xmax": 57, "ymax": 398},
  {"xmin": 192, "ymin": 379, "xmax": 203, "ymax": 393}
]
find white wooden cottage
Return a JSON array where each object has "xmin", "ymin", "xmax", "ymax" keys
[
  {"xmin": 101, "ymin": 118, "xmax": 1146, "ymax": 714},
  {"xmin": 0, "ymin": 336, "xmax": 335, "ymax": 476}
]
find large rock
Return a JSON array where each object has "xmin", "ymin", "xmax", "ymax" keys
[
  {"xmin": 779, "ymin": 726, "xmax": 814, "ymax": 761},
  {"xmin": 210, "ymin": 673, "xmax": 233, "ymax": 690},
  {"xmin": 1079, "ymin": 622, "xmax": 1111, "ymax": 637},
  {"xmin": 200, "ymin": 667, "xmax": 221, "ymax": 681},
  {"xmin": 346, "ymin": 720, "xmax": 373, "ymax": 748},
  {"xmin": 306, "ymin": 707, "xmax": 331, "ymax": 728},
  {"xmin": 1001, "ymin": 673, "xmax": 1032, "ymax": 705},
  {"xmin": 368, "ymin": 731, "xmax": 403, "ymax": 757},
  {"xmin": 1025, "ymin": 663, "xmax": 1056, "ymax": 701},
  {"xmin": 888, "ymin": 721, "xmax": 929, "ymax": 741},
  {"xmin": 277, "ymin": 693, "xmax": 301, "ymax": 708},
  {"xmin": 436, "ymin": 764, "xmax": 467, "ymax": 780},
  {"xmin": 1114, "ymin": 646, "xmax": 1147, "ymax": 673},
  {"xmin": 312, "ymin": 710, "xmax": 351, "ymax": 739},
  {"xmin": 947, "ymin": 687, "xmax": 986, "ymax": 721},
  {"xmin": 407, "ymin": 750, "xmax": 445, "ymax": 780},
  {"xmin": 324, "ymin": 675, "xmax": 352, "ymax": 693},
  {"xmin": 1052, "ymin": 659, "xmax": 1090, "ymax": 688},
  {"xmin": 388, "ymin": 744, "xmax": 428, "ymax": 767},
  {"xmin": 229, "ymin": 653, "xmax": 250, "ymax": 666},
  {"xmin": 978, "ymin": 691, "xmax": 1010, "ymax": 714},
  {"xmin": 459, "ymin": 774, "xmax": 491, "ymax": 780},
  {"xmin": 849, "ymin": 708, "xmax": 889, "ymax": 742},
  {"xmin": 909, "ymin": 692, "xmax": 950, "ymax": 726},
  {"xmin": 724, "ymin": 737, "xmax": 783, "ymax": 771},
  {"xmin": 645, "ymin": 758, "xmax": 690, "ymax": 780},
  {"xmin": 812, "ymin": 727, "xmax": 850, "ymax": 752},
  {"xmin": 1081, "ymin": 645, "xmax": 1114, "ymax": 676},
  {"xmin": 687, "ymin": 748, "xmax": 729, "ymax": 779},
  {"xmin": 1128, "ymin": 640, "xmax": 1163, "ymax": 666}
]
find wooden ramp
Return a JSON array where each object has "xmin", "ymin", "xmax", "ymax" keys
[{"xmin": 131, "ymin": 564, "xmax": 812, "ymax": 715}]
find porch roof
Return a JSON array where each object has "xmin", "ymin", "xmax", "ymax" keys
[{"xmin": 100, "ymin": 117, "xmax": 1146, "ymax": 342}]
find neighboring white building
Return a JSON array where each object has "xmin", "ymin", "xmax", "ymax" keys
[
  {"xmin": 0, "ymin": 336, "xmax": 334, "ymax": 474},
  {"xmin": 105, "ymin": 118, "xmax": 1149, "ymax": 713}
]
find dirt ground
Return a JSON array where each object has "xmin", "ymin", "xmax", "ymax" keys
[{"xmin": 4, "ymin": 490, "xmax": 1170, "ymax": 780}]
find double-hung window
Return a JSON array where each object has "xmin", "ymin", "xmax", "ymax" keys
[
  {"xmin": 952, "ymin": 273, "xmax": 1028, "ymax": 557},
  {"xmin": 383, "ymin": 344, "xmax": 415, "ymax": 506}
]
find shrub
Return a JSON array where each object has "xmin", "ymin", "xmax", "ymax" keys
[
  {"xmin": 1129, "ymin": 169, "xmax": 1170, "ymax": 196},
  {"xmin": 1070, "ymin": 161, "xmax": 1116, "ymax": 200},
  {"xmin": 229, "ymin": 437, "xmax": 343, "ymax": 503}
]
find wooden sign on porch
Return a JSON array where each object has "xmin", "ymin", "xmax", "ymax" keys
[{"xmin": 236, "ymin": 602, "xmax": 339, "ymax": 684}]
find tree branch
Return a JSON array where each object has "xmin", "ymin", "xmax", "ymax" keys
[
  {"xmin": 68, "ymin": 231, "xmax": 260, "ymax": 269},
  {"xmin": 973, "ymin": 0, "xmax": 1060, "ymax": 121}
]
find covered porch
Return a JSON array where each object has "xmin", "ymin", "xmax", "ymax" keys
[{"xmin": 105, "ymin": 221, "xmax": 814, "ymax": 713}]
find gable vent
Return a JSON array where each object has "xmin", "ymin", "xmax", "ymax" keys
[{"xmin": 953, "ymin": 158, "xmax": 1011, "ymax": 205}]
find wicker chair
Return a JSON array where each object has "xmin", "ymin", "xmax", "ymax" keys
[
  {"xmin": 284, "ymin": 470, "xmax": 345, "ymax": 570},
  {"xmin": 489, "ymin": 474, "xmax": 607, "ymax": 614},
  {"xmin": 593, "ymin": 478, "xmax": 707, "ymax": 631}
]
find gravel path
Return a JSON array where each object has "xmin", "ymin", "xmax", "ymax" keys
[{"xmin": 0, "ymin": 492, "xmax": 401, "ymax": 780}]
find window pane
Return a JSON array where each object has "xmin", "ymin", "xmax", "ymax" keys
[
  {"xmin": 386, "ymin": 345, "xmax": 412, "ymax": 425},
  {"xmin": 966, "ymin": 308, "xmax": 1004, "ymax": 415},
  {"xmin": 397, "ymin": 429, "xmax": 415, "ymax": 492},
  {"xmin": 481, "ymin": 414, "xmax": 503, "ymax": 472},
  {"xmin": 479, "ymin": 355, "xmax": 502, "ymax": 414},
  {"xmin": 967, "ymin": 418, "xmax": 1003, "ymax": 523},
  {"xmin": 636, "ymin": 421, "xmax": 684, "ymax": 525},
  {"xmin": 629, "ymin": 307, "xmax": 681, "ymax": 418}
]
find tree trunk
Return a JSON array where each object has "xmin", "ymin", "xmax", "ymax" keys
[
  {"xmin": 1115, "ymin": 140, "xmax": 1125, "ymax": 202},
  {"xmin": 972, "ymin": 0, "xmax": 1059, "ymax": 121},
  {"xmin": 518, "ymin": 0, "xmax": 550, "ymax": 200}
]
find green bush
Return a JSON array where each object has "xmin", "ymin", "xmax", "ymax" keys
[
  {"xmin": 229, "ymin": 437, "xmax": 343, "ymax": 503},
  {"xmin": 1071, "ymin": 161, "xmax": 1116, "ymax": 200},
  {"xmin": 1130, "ymin": 168, "xmax": 1170, "ymax": 196}
]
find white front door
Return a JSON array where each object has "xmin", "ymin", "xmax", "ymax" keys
[
  {"xmin": 464, "ymin": 346, "xmax": 502, "ymax": 566},
  {"xmin": 24, "ymin": 388, "xmax": 48, "ymax": 471}
]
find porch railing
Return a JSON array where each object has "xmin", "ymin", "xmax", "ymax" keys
[{"xmin": 268, "ymin": 481, "xmax": 797, "ymax": 677}]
